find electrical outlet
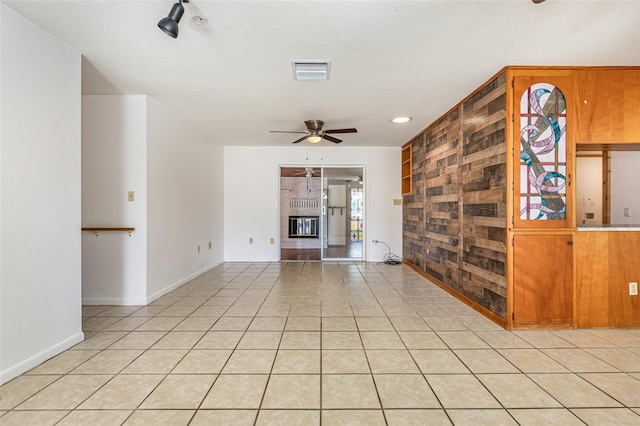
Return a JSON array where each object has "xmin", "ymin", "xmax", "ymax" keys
[{"xmin": 630, "ymin": 282, "xmax": 638, "ymax": 296}]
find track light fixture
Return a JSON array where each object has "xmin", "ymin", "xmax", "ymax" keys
[{"xmin": 158, "ymin": 0, "xmax": 189, "ymax": 39}]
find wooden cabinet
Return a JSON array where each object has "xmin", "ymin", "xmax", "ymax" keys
[
  {"xmin": 575, "ymin": 231, "xmax": 640, "ymax": 328},
  {"xmin": 401, "ymin": 144, "xmax": 412, "ymax": 195},
  {"xmin": 575, "ymin": 69, "xmax": 640, "ymax": 145},
  {"xmin": 512, "ymin": 233, "xmax": 573, "ymax": 326}
]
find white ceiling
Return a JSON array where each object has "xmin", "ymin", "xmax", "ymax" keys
[{"xmin": 4, "ymin": 0, "xmax": 640, "ymax": 147}]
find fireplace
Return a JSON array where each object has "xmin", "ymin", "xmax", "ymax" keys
[{"xmin": 289, "ymin": 216, "xmax": 319, "ymax": 238}]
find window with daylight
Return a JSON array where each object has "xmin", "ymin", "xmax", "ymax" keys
[{"xmin": 350, "ymin": 188, "xmax": 364, "ymax": 241}]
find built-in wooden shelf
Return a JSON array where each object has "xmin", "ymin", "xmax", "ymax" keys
[
  {"xmin": 82, "ymin": 227, "xmax": 135, "ymax": 237},
  {"xmin": 401, "ymin": 144, "xmax": 412, "ymax": 195}
]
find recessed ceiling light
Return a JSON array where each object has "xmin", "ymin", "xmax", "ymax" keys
[
  {"xmin": 392, "ymin": 116, "xmax": 412, "ymax": 124},
  {"xmin": 192, "ymin": 15, "xmax": 208, "ymax": 24}
]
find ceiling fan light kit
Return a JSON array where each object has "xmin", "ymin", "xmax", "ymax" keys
[{"xmin": 158, "ymin": 0, "xmax": 189, "ymax": 38}]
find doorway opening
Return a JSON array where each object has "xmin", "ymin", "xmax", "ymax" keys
[
  {"xmin": 279, "ymin": 166, "xmax": 364, "ymax": 261},
  {"xmin": 322, "ymin": 167, "xmax": 364, "ymax": 260}
]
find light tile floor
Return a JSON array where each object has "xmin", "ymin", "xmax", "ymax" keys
[{"xmin": 1, "ymin": 262, "xmax": 640, "ymax": 425}]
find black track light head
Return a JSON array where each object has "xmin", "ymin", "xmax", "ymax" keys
[{"xmin": 158, "ymin": 1, "xmax": 185, "ymax": 38}]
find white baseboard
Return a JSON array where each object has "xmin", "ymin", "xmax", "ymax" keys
[
  {"xmin": 0, "ymin": 331, "xmax": 85, "ymax": 386},
  {"xmin": 81, "ymin": 296, "xmax": 148, "ymax": 306},
  {"xmin": 146, "ymin": 260, "xmax": 223, "ymax": 304},
  {"xmin": 81, "ymin": 261, "xmax": 224, "ymax": 306}
]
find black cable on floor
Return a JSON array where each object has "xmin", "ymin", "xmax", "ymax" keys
[{"xmin": 373, "ymin": 240, "xmax": 402, "ymax": 265}]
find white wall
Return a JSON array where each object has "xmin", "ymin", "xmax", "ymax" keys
[
  {"xmin": 146, "ymin": 98, "xmax": 224, "ymax": 300},
  {"xmin": 224, "ymin": 146, "xmax": 402, "ymax": 262},
  {"xmin": 576, "ymin": 156, "xmax": 603, "ymax": 226},
  {"xmin": 82, "ymin": 96, "xmax": 223, "ymax": 304},
  {"xmin": 610, "ymin": 151, "xmax": 640, "ymax": 225},
  {"xmin": 0, "ymin": 4, "xmax": 82, "ymax": 384},
  {"xmin": 328, "ymin": 184, "xmax": 347, "ymax": 245},
  {"xmin": 81, "ymin": 96, "xmax": 148, "ymax": 305}
]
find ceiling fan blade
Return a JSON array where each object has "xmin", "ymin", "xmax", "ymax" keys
[
  {"xmin": 323, "ymin": 134, "xmax": 343, "ymax": 144},
  {"xmin": 270, "ymin": 130, "xmax": 308, "ymax": 134},
  {"xmin": 292, "ymin": 136, "xmax": 308, "ymax": 144},
  {"xmin": 324, "ymin": 128, "xmax": 358, "ymax": 134}
]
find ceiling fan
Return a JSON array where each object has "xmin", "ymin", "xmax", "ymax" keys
[
  {"xmin": 293, "ymin": 167, "xmax": 320, "ymax": 178},
  {"xmin": 270, "ymin": 119, "xmax": 357, "ymax": 144}
]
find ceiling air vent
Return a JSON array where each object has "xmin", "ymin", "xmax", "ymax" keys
[{"xmin": 292, "ymin": 60, "xmax": 331, "ymax": 81}]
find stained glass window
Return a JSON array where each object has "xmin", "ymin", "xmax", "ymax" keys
[
  {"xmin": 519, "ymin": 83, "xmax": 567, "ymax": 220},
  {"xmin": 350, "ymin": 188, "xmax": 363, "ymax": 241}
]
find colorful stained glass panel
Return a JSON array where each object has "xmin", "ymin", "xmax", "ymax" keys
[{"xmin": 519, "ymin": 83, "xmax": 567, "ymax": 220}]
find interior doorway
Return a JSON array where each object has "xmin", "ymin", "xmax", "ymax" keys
[
  {"xmin": 279, "ymin": 166, "xmax": 364, "ymax": 261},
  {"xmin": 322, "ymin": 167, "xmax": 364, "ymax": 261}
]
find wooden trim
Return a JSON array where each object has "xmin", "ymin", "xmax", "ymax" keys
[
  {"xmin": 403, "ymin": 260, "xmax": 508, "ymax": 329},
  {"xmin": 602, "ymin": 152, "xmax": 611, "ymax": 225},
  {"xmin": 401, "ymin": 145, "xmax": 413, "ymax": 195},
  {"xmin": 576, "ymin": 143, "xmax": 640, "ymax": 151},
  {"xmin": 575, "ymin": 153, "xmax": 603, "ymax": 158},
  {"xmin": 506, "ymin": 65, "xmax": 640, "ymax": 74},
  {"xmin": 511, "ymin": 228, "xmax": 575, "ymax": 236},
  {"xmin": 510, "ymin": 323, "xmax": 574, "ymax": 330},
  {"xmin": 505, "ymin": 69, "xmax": 515, "ymax": 329}
]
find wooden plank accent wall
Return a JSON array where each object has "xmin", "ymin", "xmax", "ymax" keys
[
  {"xmin": 461, "ymin": 72, "xmax": 508, "ymax": 318},
  {"xmin": 403, "ymin": 71, "xmax": 508, "ymax": 320},
  {"xmin": 422, "ymin": 107, "xmax": 462, "ymax": 290}
]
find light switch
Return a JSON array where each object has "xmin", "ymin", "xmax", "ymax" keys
[{"xmin": 128, "ymin": 191, "xmax": 135, "ymax": 202}]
